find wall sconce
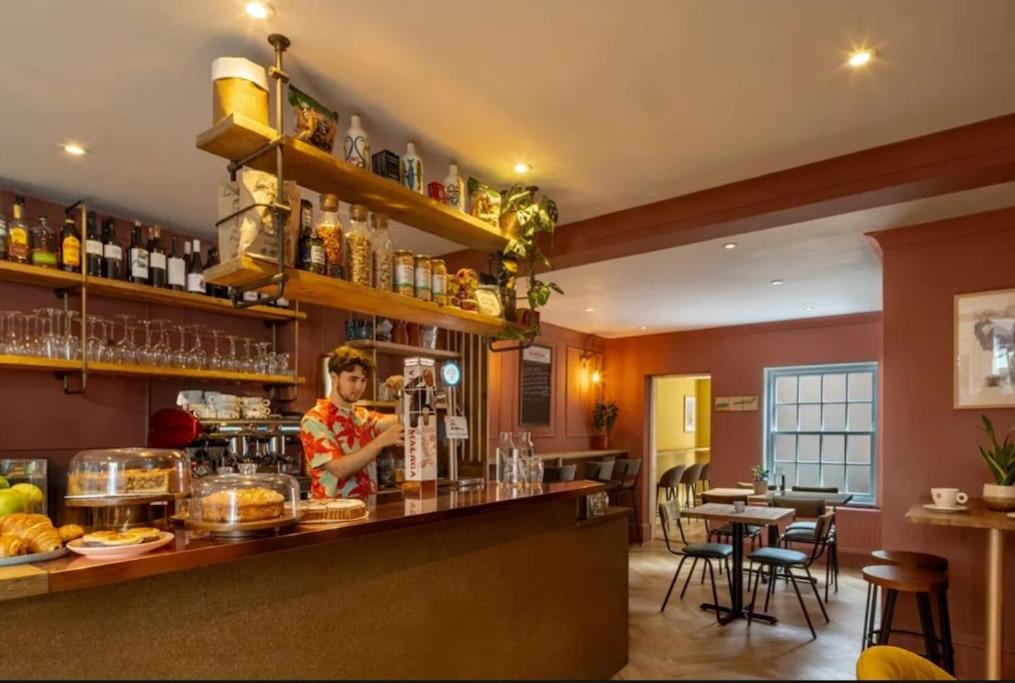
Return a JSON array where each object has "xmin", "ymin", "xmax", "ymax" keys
[{"xmin": 591, "ymin": 369, "xmax": 602, "ymax": 385}]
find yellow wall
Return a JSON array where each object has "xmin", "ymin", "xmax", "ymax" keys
[{"xmin": 655, "ymin": 376, "xmax": 711, "ymax": 476}]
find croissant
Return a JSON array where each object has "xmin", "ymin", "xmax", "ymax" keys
[
  {"xmin": 0, "ymin": 513, "xmax": 62, "ymax": 553},
  {"xmin": 0, "ymin": 534, "xmax": 26, "ymax": 557},
  {"xmin": 58, "ymin": 524, "xmax": 85, "ymax": 543}
]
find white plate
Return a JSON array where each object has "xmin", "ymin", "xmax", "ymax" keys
[
  {"xmin": 923, "ymin": 503, "xmax": 968, "ymax": 513},
  {"xmin": 67, "ymin": 531, "xmax": 175, "ymax": 559},
  {"xmin": 0, "ymin": 546, "xmax": 69, "ymax": 567}
]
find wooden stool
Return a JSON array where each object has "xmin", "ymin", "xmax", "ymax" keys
[
  {"xmin": 861, "ymin": 564, "xmax": 955, "ymax": 675},
  {"xmin": 870, "ymin": 549, "xmax": 949, "ymax": 573}
]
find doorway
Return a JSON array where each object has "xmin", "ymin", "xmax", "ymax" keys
[{"xmin": 648, "ymin": 373, "xmax": 711, "ymax": 538}]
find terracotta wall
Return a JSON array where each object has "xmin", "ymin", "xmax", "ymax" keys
[
  {"xmin": 871, "ymin": 206, "xmax": 1015, "ymax": 679},
  {"xmin": 604, "ymin": 313, "xmax": 883, "ymax": 552}
]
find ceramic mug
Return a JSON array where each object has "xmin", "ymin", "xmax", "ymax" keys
[
  {"xmin": 931, "ymin": 488, "xmax": 968, "ymax": 508},
  {"xmin": 733, "ymin": 500, "xmax": 746, "ymax": 513},
  {"xmin": 189, "ymin": 403, "xmax": 213, "ymax": 419}
]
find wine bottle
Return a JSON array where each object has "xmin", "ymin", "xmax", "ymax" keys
[
  {"xmin": 128, "ymin": 220, "xmax": 149, "ymax": 285},
  {"xmin": 167, "ymin": 236, "xmax": 185, "ymax": 291},
  {"xmin": 59, "ymin": 215, "xmax": 81, "ymax": 273},
  {"xmin": 84, "ymin": 211, "xmax": 102, "ymax": 276},
  {"xmin": 148, "ymin": 225, "xmax": 167, "ymax": 288},
  {"xmin": 187, "ymin": 239, "xmax": 205, "ymax": 294},
  {"xmin": 102, "ymin": 218, "xmax": 123, "ymax": 280}
]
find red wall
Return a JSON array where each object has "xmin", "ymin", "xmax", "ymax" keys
[
  {"xmin": 604, "ymin": 313, "xmax": 884, "ymax": 551},
  {"xmin": 871, "ymin": 206, "xmax": 1015, "ymax": 679}
]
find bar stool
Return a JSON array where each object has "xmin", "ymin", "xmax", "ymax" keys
[
  {"xmin": 870, "ymin": 549, "xmax": 948, "ymax": 572},
  {"xmin": 680, "ymin": 463, "xmax": 703, "ymax": 508},
  {"xmin": 656, "ymin": 464, "xmax": 686, "ymax": 504},
  {"xmin": 861, "ymin": 564, "xmax": 954, "ymax": 675}
]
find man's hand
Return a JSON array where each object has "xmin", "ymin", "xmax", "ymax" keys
[{"xmin": 376, "ymin": 422, "xmax": 405, "ymax": 448}]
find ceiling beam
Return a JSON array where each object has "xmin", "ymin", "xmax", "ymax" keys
[{"xmin": 444, "ymin": 112, "xmax": 1015, "ymax": 274}]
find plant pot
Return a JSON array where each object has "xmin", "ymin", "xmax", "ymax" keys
[
  {"xmin": 753, "ymin": 481, "xmax": 769, "ymax": 495},
  {"xmin": 983, "ymin": 483, "xmax": 1015, "ymax": 511},
  {"xmin": 516, "ymin": 308, "xmax": 540, "ymax": 330},
  {"xmin": 592, "ymin": 432, "xmax": 609, "ymax": 450}
]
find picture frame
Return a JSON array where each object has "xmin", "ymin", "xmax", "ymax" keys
[
  {"xmin": 955, "ymin": 288, "xmax": 1015, "ymax": 409},
  {"xmin": 683, "ymin": 395, "xmax": 696, "ymax": 432}
]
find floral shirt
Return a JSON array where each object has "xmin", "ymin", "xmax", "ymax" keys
[{"xmin": 299, "ymin": 399, "xmax": 383, "ymax": 499}]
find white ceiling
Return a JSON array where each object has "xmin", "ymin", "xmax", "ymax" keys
[{"xmin": 1, "ymin": 1, "xmax": 1014, "ymax": 333}]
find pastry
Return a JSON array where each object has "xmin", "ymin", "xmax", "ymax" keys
[
  {"xmin": 299, "ymin": 498, "xmax": 366, "ymax": 522},
  {"xmin": 67, "ymin": 468, "xmax": 170, "ymax": 496},
  {"xmin": 131, "ymin": 527, "xmax": 162, "ymax": 543},
  {"xmin": 57, "ymin": 523, "xmax": 85, "ymax": 543},
  {"xmin": 0, "ymin": 513, "xmax": 62, "ymax": 553},
  {"xmin": 124, "ymin": 469, "xmax": 171, "ymax": 494},
  {"xmin": 82, "ymin": 530, "xmax": 144, "ymax": 547},
  {"xmin": 0, "ymin": 534, "xmax": 26, "ymax": 557},
  {"xmin": 200, "ymin": 487, "xmax": 285, "ymax": 523}
]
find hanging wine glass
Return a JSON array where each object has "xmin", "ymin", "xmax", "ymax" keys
[
  {"xmin": 188, "ymin": 324, "xmax": 208, "ymax": 370},
  {"xmin": 113, "ymin": 314, "xmax": 138, "ymax": 365}
]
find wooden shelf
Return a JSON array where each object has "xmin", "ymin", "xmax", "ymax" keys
[
  {"xmin": 346, "ymin": 339, "xmax": 460, "ymax": 359},
  {"xmin": 196, "ymin": 113, "xmax": 510, "ymax": 253},
  {"xmin": 206, "ymin": 255, "xmax": 514, "ymax": 337},
  {"xmin": 0, "ymin": 355, "xmax": 302, "ymax": 385},
  {"xmin": 0, "ymin": 260, "xmax": 304, "ymax": 322},
  {"xmin": 0, "ymin": 355, "xmax": 80, "ymax": 373}
]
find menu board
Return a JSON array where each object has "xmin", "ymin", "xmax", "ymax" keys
[{"xmin": 520, "ymin": 345, "xmax": 552, "ymax": 426}]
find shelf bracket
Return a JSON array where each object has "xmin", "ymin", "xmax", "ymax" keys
[{"xmin": 487, "ymin": 335, "xmax": 537, "ymax": 354}]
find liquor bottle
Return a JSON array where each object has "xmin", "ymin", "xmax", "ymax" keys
[
  {"xmin": 84, "ymin": 211, "xmax": 103, "ymax": 276},
  {"xmin": 128, "ymin": 220, "xmax": 149, "ymax": 285},
  {"xmin": 59, "ymin": 215, "xmax": 81, "ymax": 273},
  {"xmin": 444, "ymin": 162, "xmax": 465, "ymax": 213},
  {"xmin": 205, "ymin": 246, "xmax": 228, "ymax": 298},
  {"xmin": 167, "ymin": 235, "xmax": 185, "ymax": 291},
  {"xmin": 31, "ymin": 216, "xmax": 58, "ymax": 268},
  {"xmin": 343, "ymin": 113, "xmax": 370, "ymax": 168},
  {"xmin": 101, "ymin": 218, "xmax": 123, "ymax": 280},
  {"xmin": 187, "ymin": 239, "xmax": 205, "ymax": 294},
  {"xmin": 7, "ymin": 196, "xmax": 30, "ymax": 264},
  {"xmin": 298, "ymin": 200, "xmax": 325, "ymax": 275},
  {"xmin": 401, "ymin": 141, "xmax": 423, "ymax": 194},
  {"xmin": 0, "ymin": 209, "xmax": 8, "ymax": 261},
  {"xmin": 147, "ymin": 225, "xmax": 167, "ymax": 288}
]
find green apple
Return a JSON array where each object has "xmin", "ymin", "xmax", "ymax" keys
[
  {"xmin": 0, "ymin": 488, "xmax": 26, "ymax": 516},
  {"xmin": 10, "ymin": 483, "xmax": 44, "ymax": 512},
  {"xmin": 0, "ymin": 476, "xmax": 8, "ymax": 489}
]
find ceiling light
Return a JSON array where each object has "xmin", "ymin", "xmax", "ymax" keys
[
  {"xmin": 723, "ymin": 242, "xmax": 737, "ymax": 250},
  {"xmin": 639, "ymin": 326, "xmax": 647, "ymax": 330},
  {"xmin": 584, "ymin": 307, "xmax": 595, "ymax": 312},
  {"xmin": 770, "ymin": 279, "xmax": 784, "ymax": 286},
  {"xmin": 63, "ymin": 143, "xmax": 87, "ymax": 156},
  {"xmin": 847, "ymin": 48, "xmax": 877, "ymax": 68},
  {"xmin": 513, "ymin": 162, "xmax": 531, "ymax": 174},
  {"xmin": 245, "ymin": 1, "xmax": 275, "ymax": 19},
  {"xmin": 804, "ymin": 306, "xmax": 815, "ymax": 311}
]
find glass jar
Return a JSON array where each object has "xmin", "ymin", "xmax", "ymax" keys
[
  {"xmin": 316, "ymin": 193, "xmax": 344, "ymax": 279},
  {"xmin": 0, "ymin": 458, "xmax": 48, "ymax": 514},
  {"xmin": 188, "ymin": 472, "xmax": 299, "ymax": 525},
  {"xmin": 431, "ymin": 259, "xmax": 448, "ymax": 305},
  {"xmin": 345, "ymin": 204, "xmax": 372, "ymax": 286},
  {"xmin": 414, "ymin": 255, "xmax": 432, "ymax": 301},
  {"xmin": 66, "ymin": 448, "xmax": 191, "ymax": 501},
  {"xmin": 393, "ymin": 250, "xmax": 415, "ymax": 296},
  {"xmin": 371, "ymin": 213, "xmax": 393, "ymax": 291}
]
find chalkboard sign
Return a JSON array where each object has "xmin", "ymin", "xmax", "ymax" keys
[{"xmin": 520, "ymin": 345, "xmax": 552, "ymax": 426}]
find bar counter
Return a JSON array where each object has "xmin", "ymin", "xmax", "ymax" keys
[{"xmin": 2, "ymin": 481, "xmax": 629, "ymax": 679}]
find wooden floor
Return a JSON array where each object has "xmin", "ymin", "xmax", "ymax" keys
[{"xmin": 616, "ymin": 520, "xmax": 866, "ymax": 680}]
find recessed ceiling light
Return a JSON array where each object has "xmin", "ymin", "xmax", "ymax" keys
[
  {"xmin": 245, "ymin": 1, "xmax": 275, "ymax": 19},
  {"xmin": 513, "ymin": 162, "xmax": 531, "ymax": 174},
  {"xmin": 770, "ymin": 279, "xmax": 784, "ymax": 286},
  {"xmin": 584, "ymin": 307, "xmax": 595, "ymax": 312},
  {"xmin": 847, "ymin": 48, "xmax": 877, "ymax": 68},
  {"xmin": 804, "ymin": 306, "xmax": 815, "ymax": 311},
  {"xmin": 63, "ymin": 143, "xmax": 87, "ymax": 156},
  {"xmin": 723, "ymin": 242, "xmax": 737, "ymax": 250},
  {"xmin": 639, "ymin": 326, "xmax": 647, "ymax": 330}
]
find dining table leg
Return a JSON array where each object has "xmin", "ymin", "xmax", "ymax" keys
[
  {"xmin": 699, "ymin": 521, "xmax": 778, "ymax": 625},
  {"xmin": 986, "ymin": 528, "xmax": 1005, "ymax": 680}
]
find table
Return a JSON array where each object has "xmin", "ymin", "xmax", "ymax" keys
[
  {"xmin": 906, "ymin": 497, "xmax": 1015, "ymax": 680},
  {"xmin": 682, "ymin": 503, "xmax": 795, "ymax": 624},
  {"xmin": 707, "ymin": 488, "xmax": 853, "ymax": 508}
]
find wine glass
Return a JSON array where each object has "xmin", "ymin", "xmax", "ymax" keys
[
  {"xmin": 208, "ymin": 329, "xmax": 225, "ymax": 370},
  {"xmin": 173, "ymin": 325, "xmax": 190, "ymax": 368},
  {"xmin": 241, "ymin": 337, "xmax": 257, "ymax": 374},
  {"xmin": 136, "ymin": 319, "xmax": 156, "ymax": 366},
  {"xmin": 188, "ymin": 324, "xmax": 208, "ymax": 369},
  {"xmin": 151, "ymin": 319, "xmax": 174, "ymax": 367},
  {"xmin": 254, "ymin": 342, "xmax": 271, "ymax": 375},
  {"xmin": 225, "ymin": 335, "xmax": 241, "ymax": 372},
  {"xmin": 113, "ymin": 314, "xmax": 139, "ymax": 365}
]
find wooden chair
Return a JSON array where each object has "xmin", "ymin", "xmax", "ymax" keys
[
  {"xmin": 584, "ymin": 460, "xmax": 614, "ymax": 482},
  {"xmin": 777, "ymin": 496, "xmax": 838, "ymax": 599},
  {"xmin": 543, "ymin": 464, "xmax": 577, "ymax": 483},
  {"xmin": 657, "ymin": 499, "xmax": 733, "ymax": 623}
]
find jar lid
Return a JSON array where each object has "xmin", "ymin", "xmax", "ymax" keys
[
  {"xmin": 350, "ymin": 204, "xmax": 369, "ymax": 221},
  {"xmin": 211, "ymin": 57, "xmax": 269, "ymax": 92},
  {"xmin": 320, "ymin": 193, "xmax": 339, "ymax": 212},
  {"xmin": 415, "ymin": 254, "xmax": 431, "ymax": 260},
  {"xmin": 370, "ymin": 213, "xmax": 389, "ymax": 229}
]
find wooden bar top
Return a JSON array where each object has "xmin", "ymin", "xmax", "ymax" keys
[
  {"xmin": 0, "ymin": 481, "xmax": 603, "ymax": 601},
  {"xmin": 906, "ymin": 496, "xmax": 1015, "ymax": 531}
]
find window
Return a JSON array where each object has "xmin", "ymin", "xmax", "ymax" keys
[{"xmin": 763, "ymin": 362, "xmax": 878, "ymax": 505}]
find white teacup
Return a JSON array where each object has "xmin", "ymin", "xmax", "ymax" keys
[
  {"xmin": 189, "ymin": 403, "xmax": 213, "ymax": 419},
  {"xmin": 177, "ymin": 390, "xmax": 204, "ymax": 408},
  {"xmin": 241, "ymin": 397, "xmax": 270, "ymax": 408},
  {"xmin": 243, "ymin": 405, "xmax": 271, "ymax": 419},
  {"xmin": 931, "ymin": 488, "xmax": 968, "ymax": 508},
  {"xmin": 215, "ymin": 407, "xmax": 240, "ymax": 419},
  {"xmin": 208, "ymin": 393, "xmax": 238, "ymax": 407}
]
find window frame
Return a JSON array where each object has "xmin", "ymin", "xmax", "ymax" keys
[{"xmin": 762, "ymin": 361, "xmax": 878, "ymax": 506}]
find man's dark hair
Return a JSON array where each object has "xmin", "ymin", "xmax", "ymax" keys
[{"xmin": 327, "ymin": 345, "xmax": 376, "ymax": 376}]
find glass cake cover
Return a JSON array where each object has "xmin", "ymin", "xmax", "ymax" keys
[
  {"xmin": 188, "ymin": 472, "xmax": 299, "ymax": 524},
  {"xmin": 66, "ymin": 448, "xmax": 191, "ymax": 499}
]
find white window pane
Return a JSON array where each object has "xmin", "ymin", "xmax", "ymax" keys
[
  {"xmin": 774, "ymin": 434, "xmax": 796, "ymax": 462},
  {"xmin": 847, "ymin": 465, "xmax": 871, "ymax": 494},
  {"xmin": 799, "ymin": 376, "xmax": 822, "ymax": 403},
  {"xmin": 776, "ymin": 404, "xmax": 798, "ymax": 431},
  {"xmin": 848, "ymin": 372, "xmax": 873, "ymax": 401},
  {"xmin": 798, "ymin": 464, "xmax": 820, "ymax": 487},
  {"xmin": 775, "ymin": 376, "xmax": 798, "ymax": 404},
  {"xmin": 799, "ymin": 404, "xmax": 821, "ymax": 430},
  {"xmin": 821, "ymin": 465, "xmax": 845, "ymax": 491},
  {"xmin": 798, "ymin": 435, "xmax": 820, "ymax": 462},
  {"xmin": 823, "ymin": 403, "xmax": 846, "ymax": 430},
  {"xmin": 848, "ymin": 403, "xmax": 873, "ymax": 431},
  {"xmin": 846, "ymin": 435, "xmax": 871, "ymax": 464},
  {"xmin": 821, "ymin": 435, "xmax": 845, "ymax": 463},
  {"xmin": 823, "ymin": 374, "xmax": 847, "ymax": 402},
  {"xmin": 774, "ymin": 463, "xmax": 796, "ymax": 486}
]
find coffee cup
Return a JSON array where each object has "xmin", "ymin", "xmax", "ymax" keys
[
  {"xmin": 243, "ymin": 405, "xmax": 271, "ymax": 419},
  {"xmin": 733, "ymin": 500, "xmax": 746, "ymax": 513},
  {"xmin": 177, "ymin": 389, "xmax": 204, "ymax": 407},
  {"xmin": 189, "ymin": 403, "xmax": 212, "ymax": 419},
  {"xmin": 931, "ymin": 488, "xmax": 968, "ymax": 508},
  {"xmin": 241, "ymin": 397, "xmax": 270, "ymax": 408}
]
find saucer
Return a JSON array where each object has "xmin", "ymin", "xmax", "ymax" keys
[{"xmin": 923, "ymin": 503, "xmax": 968, "ymax": 513}]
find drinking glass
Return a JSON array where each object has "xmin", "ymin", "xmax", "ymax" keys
[
  {"xmin": 113, "ymin": 314, "xmax": 139, "ymax": 365},
  {"xmin": 241, "ymin": 337, "xmax": 257, "ymax": 374},
  {"xmin": 225, "ymin": 335, "xmax": 241, "ymax": 372},
  {"xmin": 208, "ymin": 329, "xmax": 225, "ymax": 370},
  {"xmin": 188, "ymin": 324, "xmax": 208, "ymax": 370},
  {"xmin": 152, "ymin": 320, "xmax": 174, "ymax": 367},
  {"xmin": 173, "ymin": 325, "xmax": 190, "ymax": 368},
  {"xmin": 254, "ymin": 342, "xmax": 271, "ymax": 375}
]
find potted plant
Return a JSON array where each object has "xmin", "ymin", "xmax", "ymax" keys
[
  {"xmin": 592, "ymin": 399, "xmax": 619, "ymax": 450},
  {"xmin": 751, "ymin": 465, "xmax": 770, "ymax": 495},
  {"xmin": 977, "ymin": 415, "xmax": 1015, "ymax": 511},
  {"xmin": 498, "ymin": 184, "xmax": 563, "ymax": 339}
]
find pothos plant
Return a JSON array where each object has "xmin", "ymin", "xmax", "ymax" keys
[{"xmin": 497, "ymin": 184, "xmax": 563, "ymax": 339}]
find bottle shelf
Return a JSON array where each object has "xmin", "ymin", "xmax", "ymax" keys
[
  {"xmin": 346, "ymin": 339, "xmax": 461, "ymax": 360},
  {"xmin": 205, "ymin": 254, "xmax": 515, "ymax": 337},
  {"xmin": 0, "ymin": 355, "xmax": 303, "ymax": 385},
  {"xmin": 196, "ymin": 113, "xmax": 510, "ymax": 253}
]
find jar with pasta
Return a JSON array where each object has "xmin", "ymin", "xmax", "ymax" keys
[
  {"xmin": 345, "ymin": 203, "xmax": 372, "ymax": 286},
  {"xmin": 371, "ymin": 213, "xmax": 393, "ymax": 291},
  {"xmin": 414, "ymin": 255, "xmax": 432, "ymax": 302},
  {"xmin": 393, "ymin": 250, "xmax": 415, "ymax": 296},
  {"xmin": 317, "ymin": 193, "xmax": 344, "ymax": 279},
  {"xmin": 431, "ymin": 259, "xmax": 448, "ymax": 305}
]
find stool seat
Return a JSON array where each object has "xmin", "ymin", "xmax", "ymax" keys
[
  {"xmin": 749, "ymin": 546, "xmax": 808, "ymax": 566},
  {"xmin": 871, "ymin": 549, "xmax": 948, "ymax": 572},
  {"xmin": 862, "ymin": 565, "xmax": 948, "ymax": 593},
  {"xmin": 683, "ymin": 542, "xmax": 734, "ymax": 559}
]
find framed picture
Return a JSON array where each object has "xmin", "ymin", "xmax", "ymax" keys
[
  {"xmin": 955, "ymin": 288, "xmax": 1015, "ymax": 408},
  {"xmin": 683, "ymin": 395, "xmax": 696, "ymax": 432}
]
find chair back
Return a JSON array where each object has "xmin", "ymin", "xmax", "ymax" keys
[
  {"xmin": 792, "ymin": 485, "xmax": 839, "ymax": 494},
  {"xmin": 812, "ymin": 511, "xmax": 836, "ymax": 543},
  {"xmin": 558, "ymin": 464, "xmax": 577, "ymax": 482},
  {"xmin": 601, "ymin": 455, "xmax": 617, "ymax": 463},
  {"xmin": 658, "ymin": 464, "xmax": 686, "ymax": 489},
  {"xmin": 543, "ymin": 466, "xmax": 564, "ymax": 483},
  {"xmin": 773, "ymin": 495, "xmax": 827, "ymax": 519},
  {"xmin": 585, "ymin": 460, "xmax": 614, "ymax": 482},
  {"xmin": 657, "ymin": 498, "xmax": 688, "ymax": 550},
  {"xmin": 855, "ymin": 645, "xmax": 955, "ymax": 681},
  {"xmin": 619, "ymin": 459, "xmax": 641, "ymax": 490},
  {"xmin": 680, "ymin": 462, "xmax": 703, "ymax": 485},
  {"xmin": 699, "ymin": 462, "xmax": 710, "ymax": 484}
]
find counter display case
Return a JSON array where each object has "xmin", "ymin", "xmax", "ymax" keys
[
  {"xmin": 65, "ymin": 448, "xmax": 191, "ymax": 502},
  {"xmin": 185, "ymin": 472, "xmax": 299, "ymax": 536}
]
